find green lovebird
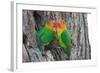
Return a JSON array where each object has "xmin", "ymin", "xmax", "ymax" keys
[
  {"xmin": 37, "ymin": 19, "xmax": 56, "ymax": 47},
  {"xmin": 57, "ymin": 19, "xmax": 72, "ymax": 58}
]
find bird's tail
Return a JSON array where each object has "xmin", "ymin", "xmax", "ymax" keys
[{"xmin": 63, "ymin": 48, "xmax": 71, "ymax": 59}]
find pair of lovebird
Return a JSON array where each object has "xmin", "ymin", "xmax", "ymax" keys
[{"xmin": 37, "ymin": 19, "xmax": 72, "ymax": 57}]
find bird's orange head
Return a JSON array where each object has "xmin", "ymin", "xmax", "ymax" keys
[
  {"xmin": 57, "ymin": 19, "xmax": 67, "ymax": 30},
  {"xmin": 48, "ymin": 19, "xmax": 56, "ymax": 32}
]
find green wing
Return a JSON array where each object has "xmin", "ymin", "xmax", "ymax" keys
[
  {"xmin": 37, "ymin": 27, "xmax": 55, "ymax": 46},
  {"xmin": 61, "ymin": 30, "xmax": 72, "ymax": 48},
  {"xmin": 61, "ymin": 30, "xmax": 72, "ymax": 57}
]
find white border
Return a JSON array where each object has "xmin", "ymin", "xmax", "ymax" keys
[{"xmin": 11, "ymin": 1, "xmax": 97, "ymax": 72}]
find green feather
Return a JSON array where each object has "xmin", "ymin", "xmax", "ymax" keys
[
  {"xmin": 61, "ymin": 30, "xmax": 72, "ymax": 48},
  {"xmin": 37, "ymin": 27, "xmax": 55, "ymax": 46},
  {"xmin": 58, "ymin": 30, "xmax": 72, "ymax": 57}
]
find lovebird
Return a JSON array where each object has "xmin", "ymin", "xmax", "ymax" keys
[
  {"xmin": 57, "ymin": 19, "xmax": 72, "ymax": 58},
  {"xmin": 37, "ymin": 19, "xmax": 56, "ymax": 47}
]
